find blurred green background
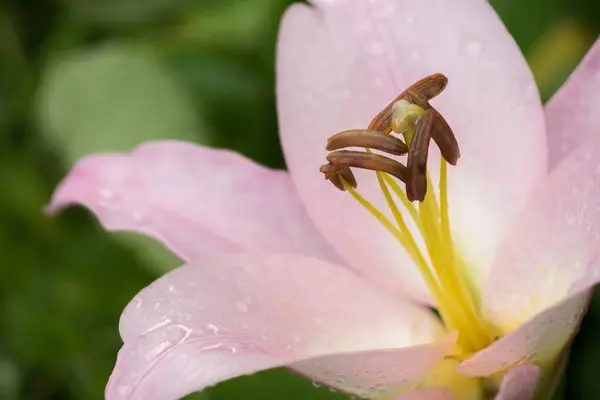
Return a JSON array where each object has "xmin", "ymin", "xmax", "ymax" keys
[{"xmin": 0, "ymin": 0, "xmax": 598, "ymax": 399}]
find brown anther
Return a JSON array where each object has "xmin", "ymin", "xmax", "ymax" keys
[
  {"xmin": 368, "ymin": 73, "xmax": 448, "ymax": 133},
  {"xmin": 320, "ymin": 163, "xmax": 357, "ymax": 191},
  {"xmin": 327, "ymin": 150, "xmax": 408, "ymax": 183},
  {"xmin": 406, "ymin": 108, "xmax": 434, "ymax": 202},
  {"xmin": 326, "ymin": 129, "xmax": 408, "ymax": 155},
  {"xmin": 431, "ymin": 109, "xmax": 460, "ymax": 165}
]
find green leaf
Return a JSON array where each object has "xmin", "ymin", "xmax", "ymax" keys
[
  {"xmin": 36, "ymin": 42, "xmax": 209, "ymax": 163},
  {"xmin": 61, "ymin": 0, "xmax": 185, "ymax": 27}
]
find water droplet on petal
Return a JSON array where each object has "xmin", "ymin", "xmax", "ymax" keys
[
  {"xmin": 368, "ymin": 41, "xmax": 385, "ymax": 55},
  {"xmin": 99, "ymin": 188, "xmax": 114, "ymax": 198},
  {"xmin": 408, "ymin": 50, "xmax": 420, "ymax": 62},
  {"xmin": 463, "ymin": 39, "xmax": 482, "ymax": 58},
  {"xmin": 132, "ymin": 210, "xmax": 144, "ymax": 222},
  {"xmin": 206, "ymin": 323, "xmax": 220, "ymax": 334},
  {"xmin": 235, "ymin": 301, "xmax": 248, "ymax": 313},
  {"xmin": 133, "ymin": 298, "xmax": 143, "ymax": 309},
  {"xmin": 141, "ymin": 318, "xmax": 172, "ymax": 335}
]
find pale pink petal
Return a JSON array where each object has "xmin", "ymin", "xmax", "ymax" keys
[
  {"xmin": 494, "ymin": 365, "xmax": 540, "ymax": 400},
  {"xmin": 458, "ymin": 291, "xmax": 590, "ymax": 377},
  {"xmin": 48, "ymin": 140, "xmax": 339, "ymax": 262},
  {"xmin": 107, "ymin": 253, "xmax": 451, "ymax": 399},
  {"xmin": 276, "ymin": 0, "xmax": 547, "ymax": 302},
  {"xmin": 482, "ymin": 136, "xmax": 600, "ymax": 333},
  {"xmin": 545, "ymin": 39, "xmax": 600, "ymax": 170},
  {"xmin": 462, "ymin": 136, "xmax": 600, "ymax": 377},
  {"xmin": 291, "ymin": 344, "xmax": 456, "ymax": 399}
]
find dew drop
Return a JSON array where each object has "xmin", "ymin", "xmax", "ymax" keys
[
  {"xmin": 372, "ymin": 77, "xmax": 384, "ymax": 88},
  {"xmin": 524, "ymin": 82, "xmax": 538, "ymax": 98},
  {"xmin": 312, "ymin": 381, "xmax": 322, "ymax": 388},
  {"xmin": 463, "ymin": 39, "xmax": 482, "ymax": 58},
  {"xmin": 408, "ymin": 50, "xmax": 420, "ymax": 62},
  {"xmin": 99, "ymin": 188, "xmax": 114, "ymax": 199},
  {"xmin": 149, "ymin": 340, "xmax": 172, "ymax": 358},
  {"xmin": 235, "ymin": 301, "xmax": 249, "ymax": 313},
  {"xmin": 377, "ymin": 2, "xmax": 397, "ymax": 18},
  {"xmin": 368, "ymin": 41, "xmax": 385, "ymax": 55},
  {"xmin": 118, "ymin": 384, "xmax": 132, "ymax": 396},
  {"xmin": 206, "ymin": 323, "xmax": 220, "ymax": 334},
  {"xmin": 141, "ymin": 318, "xmax": 172, "ymax": 335},
  {"xmin": 132, "ymin": 210, "xmax": 144, "ymax": 223}
]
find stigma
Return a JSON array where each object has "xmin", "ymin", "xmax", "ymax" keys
[{"xmin": 320, "ymin": 73, "xmax": 496, "ymax": 356}]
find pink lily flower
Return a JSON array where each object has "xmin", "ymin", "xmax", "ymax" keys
[{"xmin": 48, "ymin": 0, "xmax": 600, "ymax": 398}]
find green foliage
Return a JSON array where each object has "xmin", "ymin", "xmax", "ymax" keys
[
  {"xmin": 36, "ymin": 42, "xmax": 209, "ymax": 162},
  {"xmin": 0, "ymin": 0, "xmax": 598, "ymax": 399}
]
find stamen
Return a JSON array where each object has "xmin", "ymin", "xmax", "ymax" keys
[
  {"xmin": 321, "ymin": 74, "xmax": 497, "ymax": 356},
  {"xmin": 381, "ymin": 174, "xmax": 421, "ymax": 231},
  {"xmin": 326, "ymin": 150, "xmax": 408, "ymax": 183},
  {"xmin": 368, "ymin": 73, "xmax": 448, "ymax": 133},
  {"xmin": 440, "ymin": 160, "xmax": 451, "ymax": 246},
  {"xmin": 372, "ymin": 173, "xmax": 456, "ymax": 324},
  {"xmin": 326, "ymin": 129, "xmax": 408, "ymax": 155},
  {"xmin": 406, "ymin": 108, "xmax": 435, "ymax": 202},
  {"xmin": 320, "ymin": 163, "xmax": 357, "ymax": 191},
  {"xmin": 431, "ymin": 110, "xmax": 460, "ymax": 165}
]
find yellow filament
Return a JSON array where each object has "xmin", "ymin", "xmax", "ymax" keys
[
  {"xmin": 373, "ymin": 173, "xmax": 450, "ymax": 319},
  {"xmin": 440, "ymin": 160, "xmax": 451, "ymax": 247},
  {"xmin": 382, "ymin": 170, "xmax": 490, "ymax": 350},
  {"xmin": 437, "ymin": 160, "xmax": 494, "ymax": 351},
  {"xmin": 342, "ymin": 154, "xmax": 495, "ymax": 355},
  {"xmin": 381, "ymin": 174, "xmax": 421, "ymax": 231},
  {"xmin": 421, "ymin": 163, "xmax": 492, "ymax": 352}
]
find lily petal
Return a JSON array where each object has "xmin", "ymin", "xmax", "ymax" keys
[
  {"xmin": 457, "ymin": 292, "xmax": 588, "ymax": 377},
  {"xmin": 482, "ymin": 135, "xmax": 600, "ymax": 333},
  {"xmin": 545, "ymin": 39, "xmax": 600, "ymax": 170},
  {"xmin": 108, "ymin": 253, "xmax": 450, "ymax": 399},
  {"xmin": 494, "ymin": 365, "xmax": 540, "ymax": 400},
  {"xmin": 48, "ymin": 140, "xmax": 339, "ymax": 262},
  {"xmin": 461, "ymin": 136, "xmax": 600, "ymax": 376},
  {"xmin": 276, "ymin": 0, "xmax": 547, "ymax": 303}
]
